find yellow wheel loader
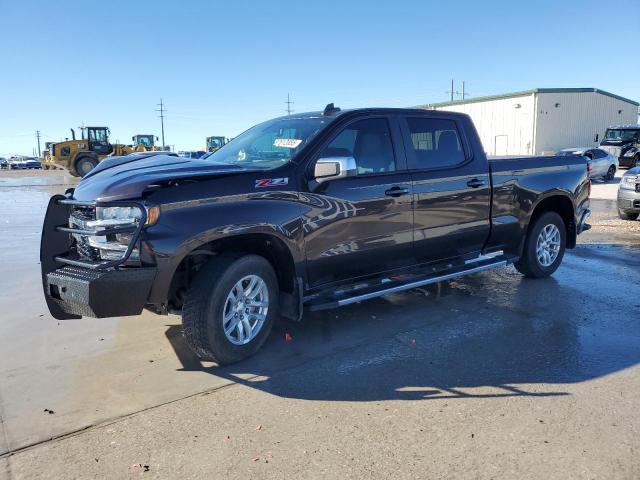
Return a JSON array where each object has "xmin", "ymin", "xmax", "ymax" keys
[
  {"xmin": 132, "ymin": 134, "xmax": 162, "ymax": 151},
  {"xmin": 44, "ymin": 127, "xmax": 135, "ymax": 177}
]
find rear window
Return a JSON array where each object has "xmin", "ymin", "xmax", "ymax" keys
[{"xmin": 404, "ymin": 117, "xmax": 465, "ymax": 169}]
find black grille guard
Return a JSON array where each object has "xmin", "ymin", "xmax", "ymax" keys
[{"xmin": 52, "ymin": 197, "xmax": 148, "ymax": 270}]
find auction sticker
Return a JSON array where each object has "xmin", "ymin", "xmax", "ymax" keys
[{"xmin": 274, "ymin": 138, "xmax": 302, "ymax": 148}]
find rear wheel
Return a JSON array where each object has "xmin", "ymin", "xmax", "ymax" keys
[
  {"xmin": 515, "ymin": 212, "xmax": 566, "ymax": 278},
  {"xmin": 182, "ymin": 255, "xmax": 278, "ymax": 365},
  {"xmin": 605, "ymin": 165, "xmax": 616, "ymax": 182},
  {"xmin": 618, "ymin": 210, "xmax": 639, "ymax": 221},
  {"xmin": 74, "ymin": 156, "xmax": 98, "ymax": 177}
]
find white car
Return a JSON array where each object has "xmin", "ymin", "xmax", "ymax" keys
[{"xmin": 556, "ymin": 148, "xmax": 618, "ymax": 182}]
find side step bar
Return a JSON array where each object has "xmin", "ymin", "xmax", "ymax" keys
[{"xmin": 308, "ymin": 258, "xmax": 510, "ymax": 311}]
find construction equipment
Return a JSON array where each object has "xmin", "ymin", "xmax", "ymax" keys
[
  {"xmin": 132, "ymin": 134, "xmax": 162, "ymax": 151},
  {"xmin": 44, "ymin": 126, "xmax": 135, "ymax": 177},
  {"xmin": 206, "ymin": 136, "xmax": 228, "ymax": 152}
]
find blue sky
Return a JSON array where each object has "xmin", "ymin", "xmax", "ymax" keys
[{"xmin": 1, "ymin": 0, "xmax": 639, "ymax": 155}]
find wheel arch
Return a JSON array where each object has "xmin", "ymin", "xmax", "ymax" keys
[
  {"xmin": 164, "ymin": 231, "xmax": 302, "ymax": 320},
  {"xmin": 526, "ymin": 193, "xmax": 577, "ymax": 249}
]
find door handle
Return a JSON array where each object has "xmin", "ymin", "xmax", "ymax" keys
[
  {"xmin": 466, "ymin": 178, "xmax": 487, "ymax": 188},
  {"xmin": 385, "ymin": 186, "xmax": 410, "ymax": 197}
]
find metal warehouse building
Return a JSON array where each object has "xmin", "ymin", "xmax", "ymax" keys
[{"xmin": 420, "ymin": 88, "xmax": 639, "ymax": 156}]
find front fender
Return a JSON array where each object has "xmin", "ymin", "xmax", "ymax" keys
[{"xmin": 144, "ymin": 195, "xmax": 308, "ymax": 305}]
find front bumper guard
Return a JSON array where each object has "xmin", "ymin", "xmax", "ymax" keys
[
  {"xmin": 46, "ymin": 266, "xmax": 156, "ymax": 318},
  {"xmin": 40, "ymin": 194, "xmax": 153, "ymax": 320}
]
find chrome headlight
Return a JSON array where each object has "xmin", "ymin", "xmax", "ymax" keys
[
  {"xmin": 71, "ymin": 204, "xmax": 159, "ymax": 262},
  {"xmin": 87, "ymin": 205, "xmax": 159, "ymax": 228},
  {"xmin": 620, "ymin": 175, "xmax": 638, "ymax": 190}
]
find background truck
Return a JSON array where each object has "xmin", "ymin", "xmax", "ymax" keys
[
  {"xmin": 41, "ymin": 106, "xmax": 591, "ymax": 364},
  {"xmin": 599, "ymin": 124, "xmax": 640, "ymax": 168}
]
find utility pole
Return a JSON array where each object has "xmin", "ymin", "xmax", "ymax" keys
[
  {"xmin": 285, "ymin": 93, "xmax": 294, "ymax": 116},
  {"xmin": 461, "ymin": 81, "xmax": 466, "ymax": 100},
  {"xmin": 450, "ymin": 79, "xmax": 454, "ymax": 102},
  {"xmin": 35, "ymin": 130, "xmax": 41, "ymax": 157},
  {"xmin": 156, "ymin": 99, "xmax": 167, "ymax": 150}
]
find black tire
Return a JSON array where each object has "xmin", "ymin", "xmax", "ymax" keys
[
  {"xmin": 618, "ymin": 210, "xmax": 639, "ymax": 221},
  {"xmin": 74, "ymin": 156, "xmax": 98, "ymax": 177},
  {"xmin": 605, "ymin": 165, "xmax": 616, "ymax": 182},
  {"xmin": 515, "ymin": 211, "xmax": 566, "ymax": 278},
  {"xmin": 182, "ymin": 254, "xmax": 279, "ymax": 365}
]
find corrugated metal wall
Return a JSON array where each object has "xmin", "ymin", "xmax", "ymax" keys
[
  {"xmin": 432, "ymin": 91, "xmax": 638, "ymax": 156},
  {"xmin": 533, "ymin": 92, "xmax": 637, "ymax": 154},
  {"xmin": 434, "ymin": 94, "xmax": 536, "ymax": 155}
]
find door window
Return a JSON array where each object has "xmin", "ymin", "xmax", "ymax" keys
[
  {"xmin": 592, "ymin": 149, "xmax": 608, "ymax": 159},
  {"xmin": 404, "ymin": 117, "xmax": 466, "ymax": 169},
  {"xmin": 321, "ymin": 118, "xmax": 396, "ymax": 175}
]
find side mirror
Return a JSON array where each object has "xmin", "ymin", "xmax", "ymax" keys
[{"xmin": 313, "ymin": 156, "xmax": 357, "ymax": 184}]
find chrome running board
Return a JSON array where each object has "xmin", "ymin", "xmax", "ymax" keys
[{"xmin": 336, "ymin": 260, "xmax": 507, "ymax": 307}]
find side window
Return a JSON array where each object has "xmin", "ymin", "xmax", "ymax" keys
[
  {"xmin": 321, "ymin": 118, "xmax": 396, "ymax": 175},
  {"xmin": 405, "ymin": 117, "xmax": 465, "ymax": 169},
  {"xmin": 593, "ymin": 149, "xmax": 607, "ymax": 159}
]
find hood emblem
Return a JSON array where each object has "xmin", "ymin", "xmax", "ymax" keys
[{"xmin": 255, "ymin": 178, "xmax": 288, "ymax": 188}]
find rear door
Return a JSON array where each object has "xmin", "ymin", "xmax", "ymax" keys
[
  {"xmin": 400, "ymin": 115, "xmax": 491, "ymax": 263},
  {"xmin": 303, "ymin": 116, "xmax": 415, "ymax": 287}
]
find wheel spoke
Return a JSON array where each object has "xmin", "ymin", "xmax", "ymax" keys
[
  {"xmin": 244, "ymin": 277, "xmax": 258, "ymax": 297},
  {"xmin": 246, "ymin": 299, "xmax": 268, "ymax": 308},
  {"xmin": 236, "ymin": 321, "xmax": 245, "ymax": 343},
  {"xmin": 225, "ymin": 315, "xmax": 240, "ymax": 335},
  {"xmin": 241, "ymin": 317, "xmax": 253, "ymax": 338}
]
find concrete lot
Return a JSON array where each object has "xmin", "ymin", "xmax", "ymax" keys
[{"xmin": 1, "ymin": 170, "xmax": 639, "ymax": 479}]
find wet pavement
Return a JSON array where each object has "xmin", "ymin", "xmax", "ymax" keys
[{"xmin": 1, "ymin": 173, "xmax": 640, "ymax": 478}]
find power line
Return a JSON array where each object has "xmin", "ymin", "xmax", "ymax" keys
[
  {"xmin": 156, "ymin": 99, "xmax": 167, "ymax": 150},
  {"xmin": 285, "ymin": 93, "xmax": 294, "ymax": 116}
]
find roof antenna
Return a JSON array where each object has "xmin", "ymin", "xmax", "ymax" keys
[{"xmin": 323, "ymin": 103, "xmax": 340, "ymax": 115}]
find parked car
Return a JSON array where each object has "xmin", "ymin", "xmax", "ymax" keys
[
  {"xmin": 556, "ymin": 148, "xmax": 618, "ymax": 181},
  {"xmin": 0, "ymin": 157, "xmax": 8, "ymax": 169},
  {"xmin": 24, "ymin": 157, "xmax": 41, "ymax": 169},
  {"xmin": 9, "ymin": 156, "xmax": 26, "ymax": 169},
  {"xmin": 617, "ymin": 166, "xmax": 640, "ymax": 220},
  {"xmin": 41, "ymin": 106, "xmax": 591, "ymax": 364}
]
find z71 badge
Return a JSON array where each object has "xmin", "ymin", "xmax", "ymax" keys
[{"xmin": 255, "ymin": 178, "xmax": 289, "ymax": 188}]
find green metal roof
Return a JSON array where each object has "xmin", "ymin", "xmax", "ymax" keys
[{"xmin": 418, "ymin": 88, "xmax": 639, "ymax": 108}]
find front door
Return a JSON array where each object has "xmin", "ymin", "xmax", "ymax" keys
[
  {"xmin": 400, "ymin": 115, "xmax": 491, "ymax": 264},
  {"xmin": 303, "ymin": 117, "xmax": 414, "ymax": 288}
]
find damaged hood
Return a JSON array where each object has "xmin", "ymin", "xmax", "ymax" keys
[{"xmin": 73, "ymin": 154, "xmax": 254, "ymax": 201}]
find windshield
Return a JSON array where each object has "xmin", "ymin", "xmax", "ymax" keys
[
  {"xmin": 604, "ymin": 129, "xmax": 640, "ymax": 141},
  {"xmin": 136, "ymin": 135, "xmax": 153, "ymax": 147},
  {"xmin": 206, "ymin": 116, "xmax": 331, "ymax": 169}
]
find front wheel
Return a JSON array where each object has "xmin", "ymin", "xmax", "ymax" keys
[
  {"xmin": 74, "ymin": 156, "xmax": 98, "ymax": 177},
  {"xmin": 515, "ymin": 211, "xmax": 566, "ymax": 278},
  {"xmin": 182, "ymin": 255, "xmax": 278, "ymax": 365},
  {"xmin": 605, "ymin": 165, "xmax": 616, "ymax": 182}
]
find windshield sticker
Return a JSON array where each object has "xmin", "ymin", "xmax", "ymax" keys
[
  {"xmin": 274, "ymin": 138, "xmax": 302, "ymax": 149},
  {"xmin": 255, "ymin": 178, "xmax": 289, "ymax": 188}
]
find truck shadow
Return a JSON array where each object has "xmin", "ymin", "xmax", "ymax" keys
[{"xmin": 164, "ymin": 261, "xmax": 640, "ymax": 402}]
